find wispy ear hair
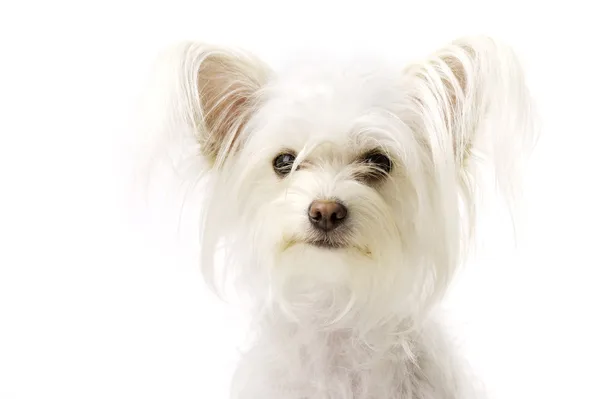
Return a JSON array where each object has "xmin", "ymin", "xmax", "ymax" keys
[
  {"xmin": 405, "ymin": 36, "xmax": 538, "ymax": 240},
  {"xmin": 169, "ymin": 42, "xmax": 271, "ymax": 169}
]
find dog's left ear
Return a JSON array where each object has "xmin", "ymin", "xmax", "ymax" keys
[
  {"xmin": 175, "ymin": 42, "xmax": 271, "ymax": 168},
  {"xmin": 403, "ymin": 36, "xmax": 535, "ymax": 169},
  {"xmin": 402, "ymin": 36, "xmax": 536, "ymax": 238}
]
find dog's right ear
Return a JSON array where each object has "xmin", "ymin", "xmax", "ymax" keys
[{"xmin": 175, "ymin": 42, "xmax": 271, "ymax": 168}]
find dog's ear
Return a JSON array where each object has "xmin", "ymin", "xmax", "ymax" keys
[
  {"xmin": 403, "ymin": 36, "xmax": 535, "ymax": 168},
  {"xmin": 403, "ymin": 38, "xmax": 482, "ymax": 165},
  {"xmin": 176, "ymin": 43, "xmax": 271, "ymax": 168},
  {"xmin": 403, "ymin": 36, "xmax": 536, "ymax": 239}
]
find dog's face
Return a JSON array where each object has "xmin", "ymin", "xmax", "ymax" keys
[
  {"xmin": 237, "ymin": 68, "xmax": 420, "ymax": 257},
  {"xmin": 169, "ymin": 38, "xmax": 534, "ymax": 325},
  {"xmin": 227, "ymin": 75, "xmax": 429, "ymax": 323}
]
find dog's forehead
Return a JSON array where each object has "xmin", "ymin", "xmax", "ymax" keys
[
  {"xmin": 255, "ymin": 61, "xmax": 399, "ymax": 150},
  {"xmin": 270, "ymin": 60, "xmax": 393, "ymax": 106}
]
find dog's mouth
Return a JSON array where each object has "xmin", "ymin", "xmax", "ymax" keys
[
  {"xmin": 307, "ymin": 237, "xmax": 346, "ymax": 249},
  {"xmin": 282, "ymin": 236, "xmax": 372, "ymax": 257}
]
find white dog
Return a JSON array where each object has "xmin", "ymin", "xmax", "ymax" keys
[{"xmin": 148, "ymin": 36, "xmax": 536, "ymax": 398}]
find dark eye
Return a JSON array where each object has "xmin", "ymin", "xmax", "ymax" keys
[
  {"xmin": 273, "ymin": 152, "xmax": 296, "ymax": 177},
  {"xmin": 359, "ymin": 151, "xmax": 392, "ymax": 182},
  {"xmin": 363, "ymin": 151, "xmax": 392, "ymax": 173}
]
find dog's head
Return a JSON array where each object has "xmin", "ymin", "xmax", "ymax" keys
[{"xmin": 158, "ymin": 37, "xmax": 535, "ymax": 327}]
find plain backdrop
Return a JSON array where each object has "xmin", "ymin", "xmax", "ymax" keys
[{"xmin": 1, "ymin": 1, "xmax": 599, "ymax": 398}]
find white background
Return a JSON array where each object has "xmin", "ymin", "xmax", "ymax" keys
[{"xmin": 1, "ymin": 1, "xmax": 599, "ymax": 398}]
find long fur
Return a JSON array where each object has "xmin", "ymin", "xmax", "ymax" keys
[{"xmin": 144, "ymin": 36, "xmax": 536, "ymax": 398}]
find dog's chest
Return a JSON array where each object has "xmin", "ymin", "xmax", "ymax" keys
[{"xmin": 234, "ymin": 329, "xmax": 443, "ymax": 399}]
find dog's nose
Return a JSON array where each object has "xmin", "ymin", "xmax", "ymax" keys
[{"xmin": 308, "ymin": 200, "xmax": 348, "ymax": 232}]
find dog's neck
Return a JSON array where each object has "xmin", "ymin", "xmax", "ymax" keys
[
  {"xmin": 252, "ymin": 301, "xmax": 421, "ymax": 353},
  {"xmin": 234, "ymin": 305, "xmax": 461, "ymax": 399}
]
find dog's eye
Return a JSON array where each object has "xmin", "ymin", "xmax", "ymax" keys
[
  {"xmin": 357, "ymin": 151, "xmax": 392, "ymax": 183},
  {"xmin": 363, "ymin": 151, "xmax": 392, "ymax": 174},
  {"xmin": 273, "ymin": 152, "xmax": 296, "ymax": 177}
]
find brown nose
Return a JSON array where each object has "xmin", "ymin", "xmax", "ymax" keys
[{"xmin": 308, "ymin": 200, "xmax": 348, "ymax": 232}]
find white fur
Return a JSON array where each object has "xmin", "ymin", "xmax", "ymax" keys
[{"xmin": 144, "ymin": 36, "xmax": 536, "ymax": 398}]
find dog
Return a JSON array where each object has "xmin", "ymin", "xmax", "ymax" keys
[{"xmin": 147, "ymin": 35, "xmax": 536, "ymax": 398}]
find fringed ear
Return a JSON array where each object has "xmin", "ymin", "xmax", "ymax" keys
[
  {"xmin": 404, "ymin": 36, "xmax": 537, "ymax": 171},
  {"xmin": 174, "ymin": 42, "xmax": 271, "ymax": 168},
  {"xmin": 404, "ymin": 36, "xmax": 538, "ymax": 245}
]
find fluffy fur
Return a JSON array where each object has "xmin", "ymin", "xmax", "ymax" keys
[{"xmin": 146, "ymin": 36, "xmax": 536, "ymax": 398}]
